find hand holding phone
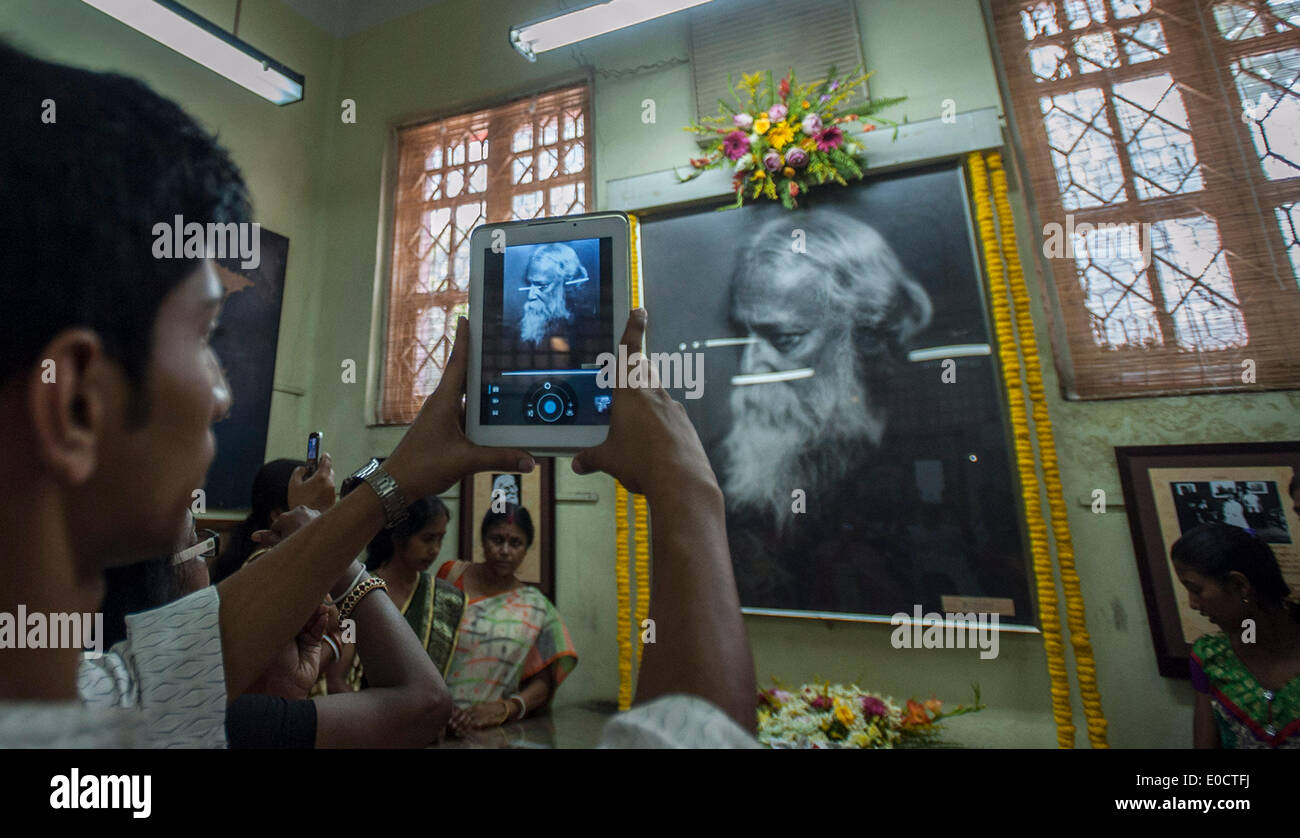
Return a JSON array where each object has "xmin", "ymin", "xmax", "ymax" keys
[{"xmin": 305, "ymin": 431, "xmax": 322, "ymax": 477}]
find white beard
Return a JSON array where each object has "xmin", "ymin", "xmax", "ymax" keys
[
  {"xmin": 519, "ymin": 295, "xmax": 571, "ymax": 346},
  {"xmin": 721, "ymin": 357, "xmax": 886, "ymax": 529}
]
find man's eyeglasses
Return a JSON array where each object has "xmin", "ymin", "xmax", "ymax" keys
[{"xmin": 173, "ymin": 529, "xmax": 220, "ymax": 565}]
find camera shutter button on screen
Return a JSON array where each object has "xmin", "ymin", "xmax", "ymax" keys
[{"xmin": 524, "ymin": 380, "xmax": 578, "ymax": 423}]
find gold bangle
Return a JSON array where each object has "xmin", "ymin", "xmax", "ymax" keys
[
  {"xmin": 495, "ymin": 701, "xmax": 511, "ymax": 726},
  {"xmin": 338, "ymin": 577, "xmax": 387, "ymax": 622}
]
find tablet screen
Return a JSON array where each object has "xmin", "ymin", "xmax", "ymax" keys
[{"xmin": 479, "ymin": 236, "xmax": 614, "ymax": 426}]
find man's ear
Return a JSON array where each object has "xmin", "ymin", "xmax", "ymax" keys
[{"xmin": 26, "ymin": 328, "xmax": 113, "ymax": 485}]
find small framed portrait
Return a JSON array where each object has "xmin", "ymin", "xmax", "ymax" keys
[
  {"xmin": 458, "ymin": 458, "xmax": 556, "ymax": 601},
  {"xmin": 1115, "ymin": 442, "xmax": 1300, "ymax": 677}
]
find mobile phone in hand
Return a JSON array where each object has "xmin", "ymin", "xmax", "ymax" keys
[{"xmin": 305, "ymin": 431, "xmax": 322, "ymax": 477}]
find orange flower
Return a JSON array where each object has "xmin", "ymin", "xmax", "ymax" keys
[
  {"xmin": 902, "ymin": 699, "xmax": 931, "ymax": 727},
  {"xmin": 801, "ymin": 100, "xmax": 810, "ymax": 108},
  {"xmin": 782, "ymin": 166, "xmax": 795, "ymax": 177},
  {"xmin": 924, "ymin": 696, "xmax": 943, "ymax": 715}
]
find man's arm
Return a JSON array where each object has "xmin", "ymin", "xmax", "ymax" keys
[
  {"xmin": 573, "ymin": 309, "xmax": 757, "ymax": 732},
  {"xmin": 215, "ymin": 318, "xmax": 532, "ymax": 700},
  {"xmin": 312, "ymin": 561, "xmax": 450, "ymax": 748}
]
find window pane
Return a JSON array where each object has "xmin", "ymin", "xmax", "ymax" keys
[
  {"xmin": 1065, "ymin": 0, "xmax": 1108, "ymax": 28},
  {"xmin": 1074, "ymin": 221, "xmax": 1164, "ymax": 348},
  {"xmin": 1031, "ymin": 44, "xmax": 1072, "ymax": 81},
  {"xmin": 467, "ymin": 164, "xmax": 486, "ymax": 194},
  {"xmin": 512, "ymin": 125, "xmax": 533, "ymax": 152},
  {"xmin": 1212, "ymin": 0, "xmax": 1300, "ymax": 39},
  {"xmin": 445, "ymin": 168, "xmax": 464, "ymax": 198},
  {"xmin": 1112, "ymin": 73, "xmax": 1204, "ymax": 198},
  {"xmin": 1075, "ymin": 32, "xmax": 1120, "ymax": 73},
  {"xmin": 1151, "ymin": 216, "xmax": 1247, "ymax": 351},
  {"xmin": 538, "ymin": 146, "xmax": 558, "ymax": 180},
  {"xmin": 1021, "ymin": 1, "xmax": 1063, "ymax": 40},
  {"xmin": 1276, "ymin": 203, "xmax": 1300, "ymax": 284},
  {"xmin": 1118, "ymin": 20, "xmax": 1168, "ymax": 64},
  {"xmin": 563, "ymin": 142, "xmax": 586, "ymax": 174},
  {"xmin": 1233, "ymin": 48, "xmax": 1300, "ymax": 180},
  {"xmin": 421, "ymin": 172, "xmax": 442, "ymax": 201},
  {"xmin": 564, "ymin": 109, "xmax": 583, "ymax": 139},
  {"xmin": 512, "ymin": 154, "xmax": 533, "ymax": 184},
  {"xmin": 1110, "ymin": 0, "xmax": 1151, "ymax": 19},
  {"xmin": 512, "ymin": 190, "xmax": 542, "ymax": 220},
  {"xmin": 1039, "ymin": 87, "xmax": 1127, "ymax": 208}
]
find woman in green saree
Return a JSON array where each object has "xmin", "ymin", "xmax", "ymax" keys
[
  {"xmin": 329, "ymin": 494, "xmax": 466, "ymax": 690},
  {"xmin": 1173, "ymin": 523, "xmax": 1300, "ymax": 749}
]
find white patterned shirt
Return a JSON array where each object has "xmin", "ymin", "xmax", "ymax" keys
[
  {"xmin": 599, "ymin": 694, "xmax": 761, "ymax": 748},
  {"xmin": 77, "ymin": 585, "xmax": 227, "ymax": 748}
]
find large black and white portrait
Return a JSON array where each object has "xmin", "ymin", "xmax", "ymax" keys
[{"xmin": 638, "ymin": 163, "xmax": 1034, "ymax": 621}]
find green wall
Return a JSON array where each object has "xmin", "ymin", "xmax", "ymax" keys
[{"xmin": 9, "ymin": 0, "xmax": 1297, "ymax": 747}]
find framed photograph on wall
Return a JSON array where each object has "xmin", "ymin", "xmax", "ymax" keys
[
  {"xmin": 458, "ymin": 457, "xmax": 556, "ymax": 601},
  {"xmin": 633, "ymin": 162, "xmax": 1036, "ymax": 626},
  {"xmin": 1115, "ymin": 442, "xmax": 1300, "ymax": 677},
  {"xmin": 204, "ymin": 226, "xmax": 289, "ymax": 510}
]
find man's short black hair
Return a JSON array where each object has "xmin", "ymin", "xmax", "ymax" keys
[{"xmin": 0, "ymin": 40, "xmax": 250, "ymax": 398}]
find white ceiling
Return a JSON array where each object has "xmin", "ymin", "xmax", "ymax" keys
[{"xmin": 279, "ymin": 0, "xmax": 453, "ymax": 38}]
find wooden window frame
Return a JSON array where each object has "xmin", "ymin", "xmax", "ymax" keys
[
  {"xmin": 988, "ymin": 0, "xmax": 1300, "ymax": 398},
  {"xmin": 371, "ymin": 74, "xmax": 595, "ymax": 426}
]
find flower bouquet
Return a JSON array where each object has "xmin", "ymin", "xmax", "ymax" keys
[
  {"xmin": 680, "ymin": 66, "xmax": 906, "ymax": 209},
  {"xmin": 757, "ymin": 681, "xmax": 984, "ymax": 749}
]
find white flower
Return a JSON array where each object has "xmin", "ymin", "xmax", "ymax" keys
[{"xmin": 734, "ymin": 154, "xmax": 753, "ymax": 172}]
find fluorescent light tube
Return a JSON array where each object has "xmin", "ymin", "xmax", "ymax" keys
[
  {"xmin": 511, "ymin": 0, "xmax": 714, "ymax": 60},
  {"xmin": 80, "ymin": 0, "xmax": 304, "ymax": 104}
]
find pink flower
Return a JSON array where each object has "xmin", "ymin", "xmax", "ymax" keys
[
  {"xmin": 733, "ymin": 112, "xmax": 754, "ymax": 131},
  {"xmin": 801, "ymin": 113, "xmax": 822, "ymax": 136},
  {"xmin": 861, "ymin": 696, "xmax": 888, "ymax": 717},
  {"xmin": 808, "ymin": 695, "xmax": 833, "ymax": 711},
  {"xmin": 762, "ymin": 150, "xmax": 782, "ymax": 171},
  {"xmin": 784, "ymin": 147, "xmax": 808, "ymax": 168},
  {"xmin": 768, "ymin": 103, "xmax": 788, "ymax": 122},
  {"xmin": 814, "ymin": 126, "xmax": 844, "ymax": 151},
  {"xmin": 722, "ymin": 130, "xmax": 750, "ymax": 160}
]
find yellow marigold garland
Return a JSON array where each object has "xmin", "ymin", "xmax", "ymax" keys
[
  {"xmin": 633, "ymin": 496, "xmax": 650, "ymax": 668},
  {"xmin": 614, "ymin": 214, "xmax": 651, "ymax": 710},
  {"xmin": 968, "ymin": 152, "xmax": 1075, "ymax": 747},
  {"xmin": 615, "ymin": 482, "xmax": 633, "ymax": 710},
  {"xmin": 987, "ymin": 153, "xmax": 1108, "ymax": 747}
]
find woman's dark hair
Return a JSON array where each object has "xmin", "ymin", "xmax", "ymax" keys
[
  {"xmin": 211, "ymin": 459, "xmax": 304, "ymax": 583},
  {"xmin": 365, "ymin": 495, "xmax": 450, "ymax": 571},
  {"xmin": 1172, "ymin": 523, "xmax": 1298, "ymax": 618},
  {"xmin": 480, "ymin": 503, "xmax": 534, "ymax": 548},
  {"xmin": 101, "ymin": 557, "xmax": 184, "ymax": 648}
]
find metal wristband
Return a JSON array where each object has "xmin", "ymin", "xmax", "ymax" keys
[{"xmin": 353, "ymin": 461, "xmax": 409, "ymax": 530}]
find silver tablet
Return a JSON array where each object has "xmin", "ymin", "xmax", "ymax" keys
[{"xmin": 467, "ymin": 211, "xmax": 631, "ymax": 453}]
